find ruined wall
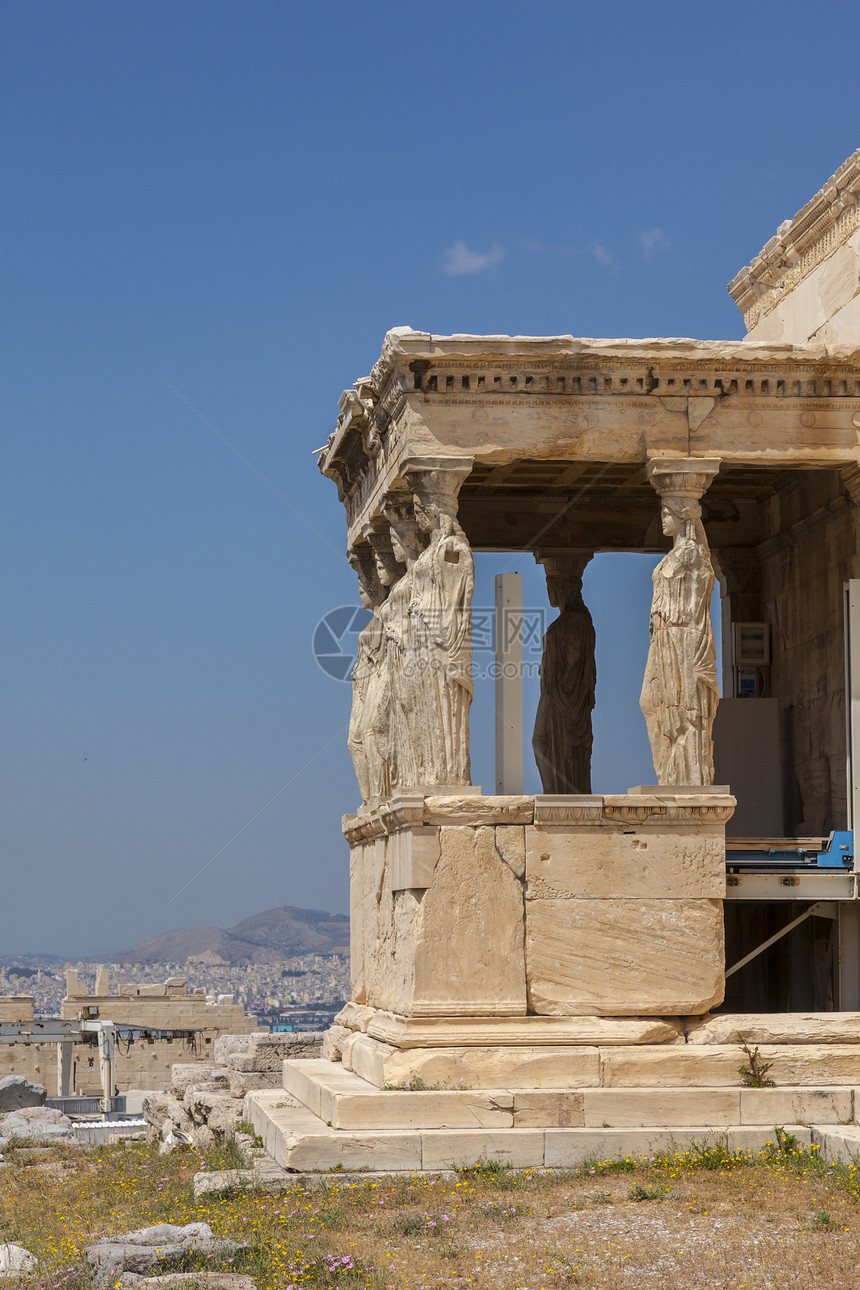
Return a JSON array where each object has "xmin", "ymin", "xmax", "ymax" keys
[
  {"xmin": 758, "ymin": 471, "xmax": 860, "ymax": 834},
  {"xmin": 0, "ymin": 974, "xmax": 262, "ymax": 1094}
]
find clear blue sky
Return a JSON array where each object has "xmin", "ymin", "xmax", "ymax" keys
[{"xmin": 2, "ymin": 1, "xmax": 858, "ymax": 956}]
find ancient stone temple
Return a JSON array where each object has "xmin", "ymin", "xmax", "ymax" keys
[{"xmin": 247, "ymin": 151, "xmax": 860, "ymax": 1170}]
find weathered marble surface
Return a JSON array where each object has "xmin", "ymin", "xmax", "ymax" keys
[
  {"xmin": 346, "ymin": 793, "xmax": 731, "ymax": 1023},
  {"xmin": 731, "ymin": 148, "xmax": 860, "ymax": 345},
  {"xmin": 640, "ymin": 459, "xmax": 720, "ymax": 787},
  {"xmin": 525, "ymin": 823, "xmax": 725, "ymax": 900},
  {"xmin": 525, "ymin": 897, "xmax": 724, "ymax": 1016}
]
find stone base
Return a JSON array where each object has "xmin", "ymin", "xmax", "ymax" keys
[
  {"xmin": 244, "ymin": 1056, "xmax": 860, "ymax": 1172},
  {"xmin": 346, "ymin": 791, "xmax": 734, "ymax": 1019},
  {"xmin": 243, "ymin": 1019, "xmax": 860, "ymax": 1172}
]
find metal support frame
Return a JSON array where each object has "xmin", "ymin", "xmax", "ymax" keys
[
  {"xmin": 0, "ymin": 1016, "xmax": 208, "ymax": 1113},
  {"xmin": 494, "ymin": 572, "xmax": 524, "ymax": 794},
  {"xmin": 725, "ymin": 901, "xmax": 837, "ymax": 979}
]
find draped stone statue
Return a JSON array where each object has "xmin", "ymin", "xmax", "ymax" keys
[
  {"xmin": 356, "ymin": 524, "xmax": 406, "ymax": 803},
  {"xmin": 378, "ymin": 498, "xmax": 426, "ymax": 793},
  {"xmin": 403, "ymin": 462, "xmax": 475, "ymax": 787},
  {"xmin": 533, "ymin": 553, "xmax": 596, "ymax": 794},
  {"xmin": 639, "ymin": 459, "xmax": 721, "ymax": 786},
  {"xmin": 346, "ymin": 546, "xmax": 388, "ymax": 805}
]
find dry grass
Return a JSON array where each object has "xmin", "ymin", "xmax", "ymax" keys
[{"xmin": 1, "ymin": 1137, "xmax": 860, "ymax": 1288}]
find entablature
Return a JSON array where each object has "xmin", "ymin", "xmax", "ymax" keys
[{"xmin": 319, "ymin": 329, "xmax": 860, "ymax": 551}]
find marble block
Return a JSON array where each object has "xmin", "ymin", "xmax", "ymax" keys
[
  {"xmin": 526, "ymin": 897, "xmax": 724, "ymax": 1015},
  {"xmin": 525, "ymin": 822, "xmax": 725, "ymax": 900}
]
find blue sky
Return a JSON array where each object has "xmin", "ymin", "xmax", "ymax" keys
[{"xmin": 2, "ymin": 1, "xmax": 859, "ymax": 955}]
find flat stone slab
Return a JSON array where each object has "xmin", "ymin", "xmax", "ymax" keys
[
  {"xmin": 688, "ymin": 1013, "xmax": 860, "ymax": 1045},
  {"xmin": 364, "ymin": 1011, "xmax": 685, "ymax": 1047},
  {"xmin": 600, "ymin": 1043, "xmax": 860, "ymax": 1087},
  {"xmin": 86, "ymin": 1223, "xmax": 237, "ymax": 1290}
]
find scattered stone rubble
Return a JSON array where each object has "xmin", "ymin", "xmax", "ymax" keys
[
  {"xmin": 0, "ymin": 1106, "xmax": 78, "ymax": 1145},
  {"xmin": 143, "ymin": 1032, "xmax": 322, "ymax": 1151},
  {"xmin": 85, "ymin": 1222, "xmax": 240, "ymax": 1288}
]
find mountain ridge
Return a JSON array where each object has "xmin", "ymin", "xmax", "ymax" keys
[{"xmin": 119, "ymin": 904, "xmax": 349, "ymax": 965}]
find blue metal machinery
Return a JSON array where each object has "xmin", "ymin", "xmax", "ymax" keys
[{"xmin": 727, "ymin": 831, "xmax": 854, "ymax": 872}]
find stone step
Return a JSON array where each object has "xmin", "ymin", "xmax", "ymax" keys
[
  {"xmin": 245, "ymin": 1090, "xmax": 831, "ymax": 1172},
  {"xmin": 280, "ymin": 1059, "xmax": 859, "ymax": 1132},
  {"xmin": 341, "ymin": 1030, "xmax": 860, "ymax": 1090}
]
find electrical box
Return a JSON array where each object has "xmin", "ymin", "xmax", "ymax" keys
[{"xmin": 733, "ymin": 622, "xmax": 770, "ymax": 666}]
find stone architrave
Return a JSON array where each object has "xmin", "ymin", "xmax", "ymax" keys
[
  {"xmin": 640, "ymin": 458, "xmax": 721, "ymax": 786},
  {"xmin": 346, "ymin": 545, "xmax": 387, "ymax": 805},
  {"xmin": 533, "ymin": 552, "xmax": 596, "ymax": 793},
  {"xmin": 402, "ymin": 459, "xmax": 475, "ymax": 788}
]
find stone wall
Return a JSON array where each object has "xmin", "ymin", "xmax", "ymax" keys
[{"xmin": 757, "ymin": 471, "xmax": 860, "ymax": 834}]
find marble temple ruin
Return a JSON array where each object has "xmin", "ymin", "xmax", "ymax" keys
[{"xmin": 246, "ymin": 150, "xmax": 860, "ymax": 1170}]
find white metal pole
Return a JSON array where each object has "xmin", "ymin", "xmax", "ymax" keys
[{"xmin": 495, "ymin": 573, "xmax": 524, "ymax": 794}]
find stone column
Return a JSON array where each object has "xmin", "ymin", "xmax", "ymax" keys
[
  {"xmin": 640, "ymin": 457, "xmax": 721, "ymax": 786},
  {"xmin": 532, "ymin": 551, "xmax": 597, "ymax": 793},
  {"xmin": 346, "ymin": 539, "xmax": 388, "ymax": 807},
  {"xmin": 711, "ymin": 547, "xmax": 764, "ymax": 685},
  {"xmin": 401, "ymin": 457, "xmax": 475, "ymax": 789},
  {"xmin": 361, "ymin": 511, "xmax": 413, "ymax": 801}
]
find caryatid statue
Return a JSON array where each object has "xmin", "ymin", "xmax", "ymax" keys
[
  {"xmin": 402, "ymin": 459, "xmax": 475, "ymax": 787},
  {"xmin": 357, "ymin": 522, "xmax": 406, "ymax": 804},
  {"xmin": 346, "ymin": 542, "xmax": 388, "ymax": 806},
  {"xmin": 533, "ymin": 553, "xmax": 597, "ymax": 794},
  {"xmin": 378, "ymin": 496, "xmax": 426, "ymax": 793},
  {"xmin": 639, "ymin": 458, "xmax": 721, "ymax": 786}
]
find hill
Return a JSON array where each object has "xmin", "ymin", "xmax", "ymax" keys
[{"xmin": 120, "ymin": 905, "xmax": 349, "ymax": 965}]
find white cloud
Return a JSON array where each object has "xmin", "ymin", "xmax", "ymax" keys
[
  {"xmin": 639, "ymin": 226, "xmax": 671, "ymax": 258},
  {"xmin": 441, "ymin": 240, "xmax": 506, "ymax": 275},
  {"xmin": 589, "ymin": 241, "xmax": 620, "ymax": 274}
]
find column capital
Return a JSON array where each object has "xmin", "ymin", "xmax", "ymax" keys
[
  {"xmin": 401, "ymin": 455, "xmax": 474, "ymax": 518},
  {"xmin": 646, "ymin": 457, "xmax": 721, "ymax": 501},
  {"xmin": 534, "ymin": 549, "xmax": 594, "ymax": 582}
]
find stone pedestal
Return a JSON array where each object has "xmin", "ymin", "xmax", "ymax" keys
[{"xmin": 342, "ymin": 790, "xmax": 733, "ymax": 1041}]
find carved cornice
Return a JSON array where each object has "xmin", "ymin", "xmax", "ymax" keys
[
  {"xmin": 728, "ymin": 149, "xmax": 860, "ymax": 330},
  {"xmin": 534, "ymin": 795, "xmax": 604, "ymax": 825},
  {"xmin": 344, "ymin": 793, "xmax": 736, "ymax": 839},
  {"xmin": 380, "ymin": 794, "xmax": 426, "ymax": 832},
  {"xmin": 319, "ymin": 331, "xmax": 860, "ymax": 511}
]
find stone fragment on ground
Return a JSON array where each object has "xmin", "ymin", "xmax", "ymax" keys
[
  {"xmin": 0, "ymin": 1075, "xmax": 46, "ymax": 1111},
  {"xmin": 118, "ymin": 1274, "xmax": 255, "ymax": 1288},
  {"xmin": 86, "ymin": 1222, "xmax": 238, "ymax": 1289},
  {"xmin": 170, "ymin": 1066, "xmax": 229, "ymax": 1099},
  {"xmin": 0, "ymin": 1106, "xmax": 77, "ymax": 1143},
  {"xmin": 143, "ymin": 1093, "xmax": 194, "ymax": 1145},
  {"xmin": 0, "ymin": 1244, "xmax": 37, "ymax": 1276}
]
